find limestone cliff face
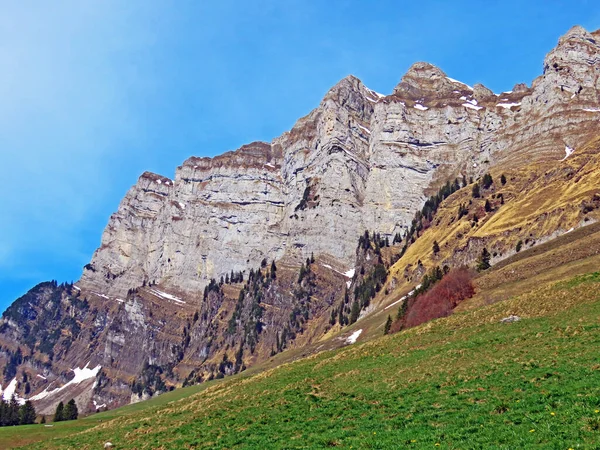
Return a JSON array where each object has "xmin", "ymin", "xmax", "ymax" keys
[
  {"xmin": 2, "ymin": 25, "xmax": 600, "ymax": 415},
  {"xmin": 80, "ymin": 26, "xmax": 600, "ymax": 300}
]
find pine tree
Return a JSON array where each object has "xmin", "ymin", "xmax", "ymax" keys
[
  {"xmin": 53, "ymin": 401, "xmax": 64, "ymax": 422},
  {"xmin": 270, "ymin": 260, "xmax": 277, "ymax": 279},
  {"xmin": 472, "ymin": 183, "xmax": 480, "ymax": 198},
  {"xmin": 19, "ymin": 400, "xmax": 37, "ymax": 425},
  {"xmin": 432, "ymin": 241, "xmax": 440, "ymax": 255},
  {"xmin": 482, "ymin": 173, "xmax": 493, "ymax": 189},
  {"xmin": 384, "ymin": 315, "xmax": 392, "ymax": 335},
  {"xmin": 310, "ymin": 252, "xmax": 315, "ymax": 264},
  {"xmin": 485, "ymin": 199, "xmax": 492, "ymax": 212},
  {"xmin": 477, "ymin": 248, "xmax": 491, "ymax": 271},
  {"xmin": 8, "ymin": 396, "xmax": 19, "ymax": 426},
  {"xmin": 349, "ymin": 300, "xmax": 360, "ymax": 324},
  {"xmin": 500, "ymin": 173, "xmax": 507, "ymax": 185},
  {"xmin": 40, "ymin": 415, "xmax": 46, "ymax": 424},
  {"xmin": 64, "ymin": 399, "xmax": 78, "ymax": 421}
]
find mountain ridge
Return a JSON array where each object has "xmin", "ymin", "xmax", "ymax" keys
[{"xmin": 1, "ymin": 24, "xmax": 600, "ymax": 417}]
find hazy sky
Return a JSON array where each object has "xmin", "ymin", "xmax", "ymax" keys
[{"xmin": 1, "ymin": 1, "xmax": 599, "ymax": 311}]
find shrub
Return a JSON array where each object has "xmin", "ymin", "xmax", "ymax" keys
[{"xmin": 399, "ymin": 268, "xmax": 475, "ymax": 330}]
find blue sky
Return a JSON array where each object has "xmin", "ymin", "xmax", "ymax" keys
[{"xmin": 1, "ymin": 0, "xmax": 599, "ymax": 311}]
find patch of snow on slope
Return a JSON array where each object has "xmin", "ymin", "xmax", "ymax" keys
[
  {"xmin": 148, "ymin": 288, "xmax": 186, "ymax": 305},
  {"xmin": 357, "ymin": 124, "xmax": 371, "ymax": 134},
  {"xmin": 497, "ymin": 102, "xmax": 521, "ymax": 109},
  {"xmin": 414, "ymin": 103, "xmax": 428, "ymax": 111},
  {"xmin": 322, "ymin": 264, "xmax": 333, "ymax": 269},
  {"xmin": 583, "ymin": 108, "xmax": 600, "ymax": 112},
  {"xmin": 346, "ymin": 329, "xmax": 362, "ymax": 344},
  {"xmin": 344, "ymin": 268, "xmax": 355, "ymax": 278},
  {"xmin": 446, "ymin": 77, "xmax": 473, "ymax": 90},
  {"xmin": 463, "ymin": 103, "xmax": 483, "ymax": 111},
  {"xmin": 0, "ymin": 378, "xmax": 19, "ymax": 402},
  {"xmin": 562, "ymin": 145, "xmax": 574, "ymax": 161},
  {"xmin": 30, "ymin": 363, "xmax": 101, "ymax": 401},
  {"xmin": 385, "ymin": 295, "xmax": 407, "ymax": 310},
  {"xmin": 36, "ymin": 374, "xmax": 47, "ymax": 380}
]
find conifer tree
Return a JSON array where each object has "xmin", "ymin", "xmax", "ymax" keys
[
  {"xmin": 64, "ymin": 399, "xmax": 78, "ymax": 421},
  {"xmin": 19, "ymin": 400, "xmax": 37, "ymax": 425},
  {"xmin": 384, "ymin": 315, "xmax": 392, "ymax": 335},
  {"xmin": 477, "ymin": 248, "xmax": 491, "ymax": 271},
  {"xmin": 432, "ymin": 241, "xmax": 440, "ymax": 255},
  {"xmin": 53, "ymin": 401, "xmax": 64, "ymax": 422},
  {"xmin": 349, "ymin": 300, "xmax": 360, "ymax": 324}
]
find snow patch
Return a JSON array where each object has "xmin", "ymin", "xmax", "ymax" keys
[
  {"xmin": 344, "ymin": 268, "xmax": 355, "ymax": 278},
  {"xmin": 115, "ymin": 298, "xmax": 125, "ymax": 304},
  {"xmin": 156, "ymin": 179, "xmax": 162, "ymax": 185},
  {"xmin": 30, "ymin": 363, "xmax": 101, "ymax": 401},
  {"xmin": 366, "ymin": 88, "xmax": 385, "ymax": 99},
  {"xmin": 562, "ymin": 145, "xmax": 575, "ymax": 161},
  {"xmin": 357, "ymin": 124, "xmax": 371, "ymax": 134},
  {"xmin": 72, "ymin": 286, "xmax": 80, "ymax": 291},
  {"xmin": 178, "ymin": 202, "xmax": 186, "ymax": 209},
  {"xmin": 502, "ymin": 90, "xmax": 513, "ymax": 94},
  {"xmin": 93, "ymin": 400, "xmax": 107, "ymax": 410},
  {"xmin": 346, "ymin": 280, "xmax": 352, "ymax": 289},
  {"xmin": 346, "ymin": 329, "xmax": 363, "ymax": 344},
  {"xmin": 93, "ymin": 292, "xmax": 110, "ymax": 300},
  {"xmin": 497, "ymin": 102, "xmax": 521, "ymax": 109},
  {"xmin": 384, "ymin": 295, "xmax": 407, "ymax": 310},
  {"xmin": 565, "ymin": 227, "xmax": 575, "ymax": 234},
  {"xmin": 322, "ymin": 264, "xmax": 333, "ymax": 269},
  {"xmin": 413, "ymin": 103, "xmax": 428, "ymax": 111},
  {"xmin": 462, "ymin": 103, "xmax": 483, "ymax": 111},
  {"xmin": 36, "ymin": 374, "xmax": 47, "ymax": 380},
  {"xmin": 0, "ymin": 378, "xmax": 19, "ymax": 402},
  {"xmin": 446, "ymin": 77, "xmax": 473, "ymax": 90},
  {"xmin": 264, "ymin": 162, "xmax": 275, "ymax": 168},
  {"xmin": 148, "ymin": 288, "xmax": 186, "ymax": 305},
  {"xmin": 583, "ymin": 108, "xmax": 600, "ymax": 112}
]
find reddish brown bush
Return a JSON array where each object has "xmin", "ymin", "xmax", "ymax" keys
[{"xmin": 394, "ymin": 267, "xmax": 475, "ymax": 331}]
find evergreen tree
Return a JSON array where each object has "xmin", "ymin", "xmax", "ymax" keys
[
  {"xmin": 472, "ymin": 183, "xmax": 480, "ymax": 198},
  {"xmin": 384, "ymin": 315, "xmax": 392, "ymax": 335},
  {"xmin": 477, "ymin": 248, "xmax": 491, "ymax": 271},
  {"xmin": 64, "ymin": 399, "xmax": 78, "ymax": 421},
  {"xmin": 40, "ymin": 415, "xmax": 46, "ymax": 424},
  {"xmin": 432, "ymin": 240, "xmax": 440, "ymax": 255},
  {"xmin": 19, "ymin": 400, "xmax": 37, "ymax": 425},
  {"xmin": 310, "ymin": 252, "xmax": 315, "ymax": 264},
  {"xmin": 485, "ymin": 199, "xmax": 492, "ymax": 212},
  {"xmin": 53, "ymin": 401, "xmax": 64, "ymax": 422},
  {"xmin": 482, "ymin": 173, "xmax": 494, "ymax": 189},
  {"xmin": 7, "ymin": 396, "xmax": 19, "ymax": 426},
  {"xmin": 500, "ymin": 173, "xmax": 507, "ymax": 185},
  {"xmin": 349, "ymin": 300, "xmax": 360, "ymax": 324}
]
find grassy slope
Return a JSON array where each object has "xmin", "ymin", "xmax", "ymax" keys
[
  {"xmin": 14, "ymin": 269, "xmax": 600, "ymax": 449},
  {"xmin": 3, "ymin": 141, "xmax": 600, "ymax": 448}
]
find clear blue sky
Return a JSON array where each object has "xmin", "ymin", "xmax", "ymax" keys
[{"xmin": 1, "ymin": 1, "xmax": 599, "ymax": 312}]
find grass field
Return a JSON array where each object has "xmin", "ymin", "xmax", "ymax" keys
[{"xmin": 6, "ymin": 268, "xmax": 599, "ymax": 449}]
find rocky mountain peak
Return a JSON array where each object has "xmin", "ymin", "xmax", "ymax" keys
[
  {"xmin": 393, "ymin": 62, "xmax": 461, "ymax": 98},
  {"xmin": 543, "ymin": 25, "xmax": 600, "ymax": 72}
]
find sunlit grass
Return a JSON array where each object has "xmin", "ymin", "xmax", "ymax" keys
[{"xmin": 8, "ymin": 270, "xmax": 600, "ymax": 449}]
